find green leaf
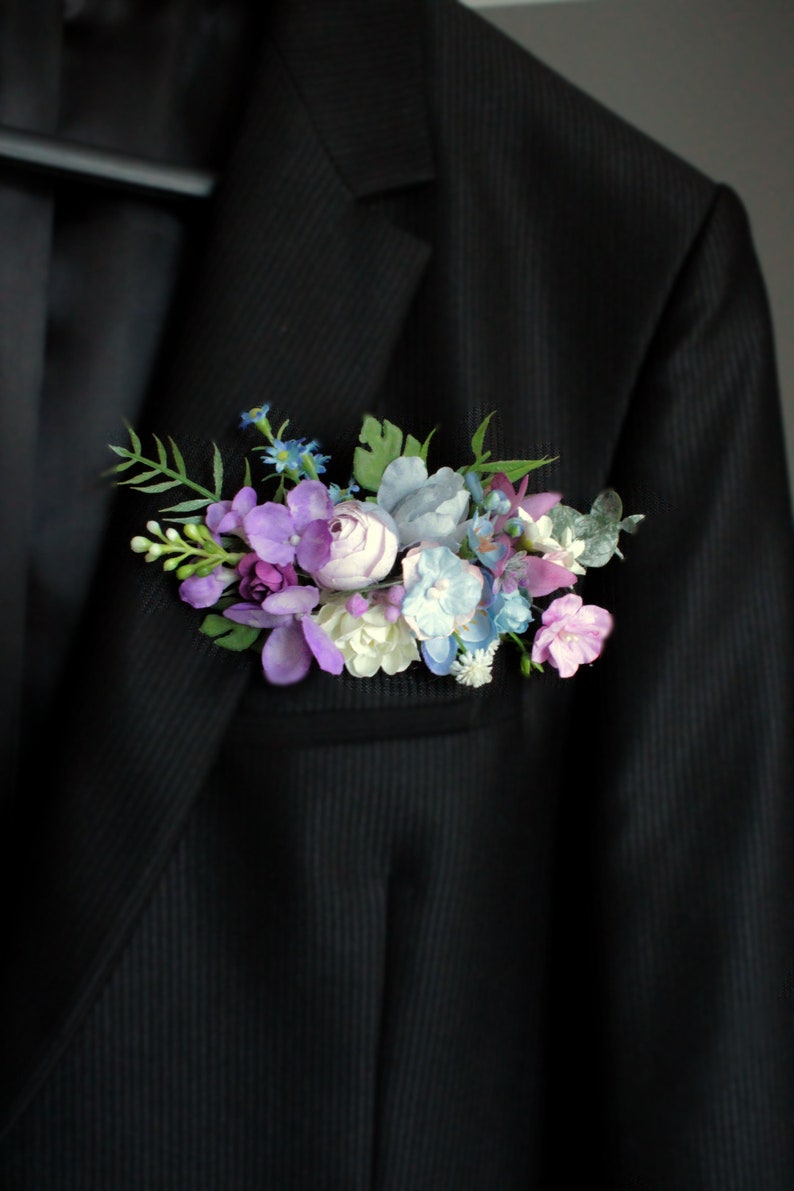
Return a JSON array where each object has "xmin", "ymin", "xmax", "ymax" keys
[
  {"xmin": 399, "ymin": 427, "xmax": 437, "ymax": 463},
  {"xmin": 117, "ymin": 467, "xmax": 169, "ymax": 486},
  {"xmin": 199, "ymin": 614, "xmax": 260, "ymax": 652},
  {"xmin": 129, "ymin": 479, "xmax": 184, "ymax": 494},
  {"xmin": 125, "ymin": 422, "xmax": 142, "ymax": 454},
  {"xmin": 619, "ymin": 513, "xmax": 645, "ymax": 535},
  {"xmin": 352, "ymin": 415, "xmax": 405, "ymax": 492},
  {"xmin": 104, "ymin": 452, "xmax": 137, "ymax": 473},
  {"xmin": 470, "ymin": 412, "xmax": 496, "ymax": 462},
  {"xmin": 105, "ymin": 426, "xmax": 223, "ymax": 504},
  {"xmin": 548, "ymin": 504, "xmax": 579, "ymax": 538},
  {"xmin": 160, "ymin": 497, "xmax": 214, "ymax": 513},
  {"xmin": 576, "ymin": 526, "xmax": 621, "ymax": 568},
  {"xmin": 212, "ymin": 442, "xmax": 223, "ymax": 495},
  {"xmin": 591, "ymin": 488, "xmax": 623, "ymax": 523},
  {"xmin": 478, "ymin": 457, "xmax": 554, "ymax": 481}
]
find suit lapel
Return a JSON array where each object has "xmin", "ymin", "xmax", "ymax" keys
[
  {"xmin": 0, "ymin": 0, "xmax": 62, "ymax": 807},
  {"xmin": 1, "ymin": 0, "xmax": 433, "ymax": 1137}
]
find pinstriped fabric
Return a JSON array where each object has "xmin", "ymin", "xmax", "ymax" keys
[
  {"xmin": 2, "ymin": 705, "xmax": 562, "ymax": 1189},
  {"xmin": 0, "ymin": 0, "xmax": 791, "ymax": 1186},
  {"xmin": 571, "ymin": 181, "xmax": 794, "ymax": 1186}
]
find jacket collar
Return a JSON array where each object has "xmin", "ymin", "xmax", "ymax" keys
[
  {"xmin": 1, "ymin": 0, "xmax": 433, "ymax": 1137},
  {"xmin": 272, "ymin": 0, "xmax": 434, "ymax": 198}
]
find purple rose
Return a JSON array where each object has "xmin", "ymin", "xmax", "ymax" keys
[
  {"xmin": 310, "ymin": 500, "xmax": 399, "ymax": 591},
  {"xmin": 237, "ymin": 554, "xmax": 298, "ymax": 604}
]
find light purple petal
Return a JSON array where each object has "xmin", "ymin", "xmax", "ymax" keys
[
  {"xmin": 296, "ymin": 519, "xmax": 332, "ymax": 572},
  {"xmin": 216, "ymin": 486, "xmax": 259, "ymax": 534},
  {"xmin": 223, "ymin": 603, "xmax": 282, "ymax": 629},
  {"xmin": 205, "ymin": 499, "xmax": 232, "ymax": 536},
  {"xmin": 286, "ymin": 480, "xmax": 333, "ymax": 531},
  {"xmin": 243, "ymin": 502, "xmax": 295, "ymax": 564},
  {"xmin": 302, "ymin": 616, "xmax": 345, "ymax": 675},
  {"xmin": 262, "ymin": 585, "xmax": 319, "ymax": 615},
  {"xmin": 178, "ymin": 567, "xmax": 236, "ymax": 609},
  {"xmin": 346, "ymin": 593, "xmax": 369, "ymax": 616},
  {"xmin": 261, "ymin": 623, "xmax": 312, "ymax": 685}
]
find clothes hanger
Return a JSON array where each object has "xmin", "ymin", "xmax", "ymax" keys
[{"xmin": 0, "ymin": 125, "xmax": 217, "ymax": 201}]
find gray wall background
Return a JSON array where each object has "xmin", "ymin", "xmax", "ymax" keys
[{"xmin": 468, "ymin": 0, "xmax": 794, "ymax": 494}]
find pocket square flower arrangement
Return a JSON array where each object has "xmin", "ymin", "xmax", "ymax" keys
[{"xmin": 108, "ymin": 407, "xmax": 643, "ymax": 687}]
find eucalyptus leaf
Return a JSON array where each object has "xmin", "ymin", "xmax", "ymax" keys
[
  {"xmin": 591, "ymin": 488, "xmax": 623, "ymax": 524},
  {"xmin": 576, "ymin": 528, "xmax": 622, "ymax": 568},
  {"xmin": 548, "ymin": 504, "xmax": 579, "ymax": 538},
  {"xmin": 619, "ymin": 513, "xmax": 645, "ymax": 534}
]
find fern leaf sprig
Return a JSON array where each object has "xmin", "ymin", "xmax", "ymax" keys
[{"xmin": 106, "ymin": 424, "xmax": 224, "ymax": 511}]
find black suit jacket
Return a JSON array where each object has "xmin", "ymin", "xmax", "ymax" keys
[{"xmin": 2, "ymin": 1, "xmax": 792, "ymax": 1186}]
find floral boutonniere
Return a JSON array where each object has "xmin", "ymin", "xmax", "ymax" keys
[{"xmin": 108, "ymin": 407, "xmax": 643, "ymax": 686}]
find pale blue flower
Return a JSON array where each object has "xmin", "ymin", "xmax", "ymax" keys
[
  {"xmin": 378, "ymin": 457, "xmax": 469, "ymax": 547},
  {"xmin": 490, "ymin": 588, "xmax": 533, "ymax": 635},
  {"xmin": 239, "ymin": 404, "xmax": 271, "ymax": 429},
  {"xmin": 464, "ymin": 471, "xmax": 483, "ymax": 504},
  {"xmin": 261, "ymin": 438, "xmax": 329, "ymax": 478},
  {"xmin": 329, "ymin": 477, "xmax": 360, "ymax": 504},
  {"xmin": 467, "ymin": 513, "xmax": 509, "ymax": 572},
  {"xmin": 401, "ymin": 546, "xmax": 483, "ymax": 639}
]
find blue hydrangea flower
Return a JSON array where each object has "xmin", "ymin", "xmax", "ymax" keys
[
  {"xmin": 490, "ymin": 588, "xmax": 533, "ymax": 635},
  {"xmin": 401, "ymin": 546, "xmax": 483, "ymax": 639}
]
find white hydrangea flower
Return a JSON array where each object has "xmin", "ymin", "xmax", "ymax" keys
[
  {"xmin": 449, "ymin": 641, "xmax": 500, "ymax": 688},
  {"xmin": 313, "ymin": 593, "xmax": 420, "ymax": 677},
  {"xmin": 516, "ymin": 512, "xmax": 586, "ymax": 575}
]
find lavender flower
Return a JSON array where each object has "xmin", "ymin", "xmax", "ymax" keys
[
  {"xmin": 225, "ymin": 585, "xmax": 344, "ymax": 685},
  {"xmin": 243, "ymin": 480, "xmax": 333, "ymax": 571}
]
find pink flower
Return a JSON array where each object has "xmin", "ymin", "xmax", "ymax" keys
[{"xmin": 530, "ymin": 593, "xmax": 613, "ymax": 677}]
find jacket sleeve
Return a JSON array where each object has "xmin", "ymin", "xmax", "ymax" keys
[{"xmin": 552, "ymin": 183, "xmax": 794, "ymax": 1187}]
